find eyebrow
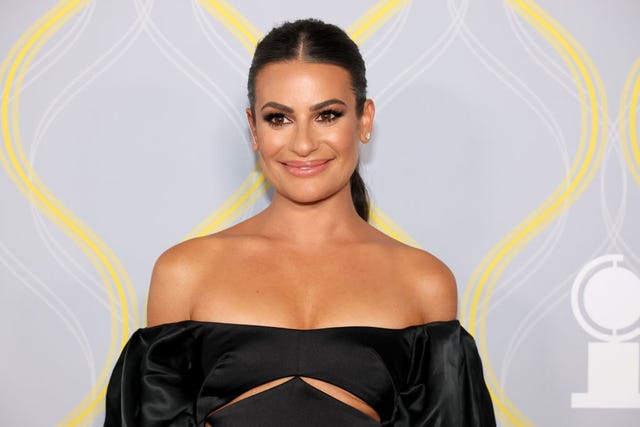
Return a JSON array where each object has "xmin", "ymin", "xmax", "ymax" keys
[
  {"xmin": 310, "ymin": 99, "xmax": 346, "ymax": 111},
  {"xmin": 260, "ymin": 101, "xmax": 293, "ymax": 113},
  {"xmin": 260, "ymin": 98, "xmax": 347, "ymax": 113}
]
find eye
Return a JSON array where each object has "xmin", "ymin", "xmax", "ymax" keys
[
  {"xmin": 315, "ymin": 109, "xmax": 343, "ymax": 124},
  {"xmin": 263, "ymin": 113, "xmax": 292, "ymax": 128}
]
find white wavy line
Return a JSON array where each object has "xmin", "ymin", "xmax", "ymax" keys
[
  {"xmin": 375, "ymin": 0, "xmax": 467, "ymax": 111},
  {"xmin": 31, "ymin": 208, "xmax": 119, "ymax": 319},
  {"xmin": 446, "ymin": 0, "xmax": 582, "ymax": 322},
  {"xmin": 190, "ymin": 0, "xmax": 250, "ymax": 78},
  {"xmin": 29, "ymin": 3, "xmax": 148, "ymax": 168},
  {"xmin": 504, "ymin": 4, "xmax": 575, "ymax": 98},
  {"xmin": 449, "ymin": 3, "xmax": 588, "ymax": 326},
  {"xmin": 498, "ymin": 272, "xmax": 571, "ymax": 390},
  {"xmin": 505, "ymin": 3, "xmax": 611, "ymax": 166},
  {"xmin": 600, "ymin": 119, "xmax": 627, "ymax": 237},
  {"xmin": 616, "ymin": 88, "xmax": 640, "ymax": 264},
  {"xmin": 362, "ymin": 1, "xmax": 413, "ymax": 69},
  {"xmin": 508, "ymin": 10, "xmax": 612, "ymax": 137},
  {"xmin": 498, "ymin": 165, "xmax": 636, "ymax": 386},
  {"xmin": 506, "ymin": 4, "xmax": 606, "ymax": 120},
  {"xmin": 135, "ymin": 0, "xmax": 249, "ymax": 141},
  {"xmin": 599, "ymin": 114, "xmax": 640, "ymax": 268},
  {"xmin": 16, "ymin": 2, "xmax": 148, "ymax": 331},
  {"xmin": 29, "ymin": 2, "xmax": 94, "ymax": 70},
  {"xmin": 8, "ymin": 1, "xmax": 96, "ymax": 102},
  {"xmin": 446, "ymin": 0, "xmax": 614, "ymax": 404},
  {"xmin": 461, "ymin": 0, "xmax": 615, "ymax": 326},
  {"xmin": 0, "ymin": 241, "xmax": 97, "ymax": 388},
  {"xmin": 498, "ymin": 122, "xmax": 636, "ymax": 391},
  {"xmin": 451, "ymin": 2, "xmax": 570, "ymax": 173},
  {"xmin": 20, "ymin": 0, "xmax": 142, "ymax": 315},
  {"xmin": 487, "ymin": 213, "xmax": 568, "ymax": 312}
]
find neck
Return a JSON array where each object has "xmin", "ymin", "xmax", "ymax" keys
[{"xmin": 256, "ymin": 190, "xmax": 367, "ymax": 245}]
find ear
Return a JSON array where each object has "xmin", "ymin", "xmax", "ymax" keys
[
  {"xmin": 359, "ymin": 99, "xmax": 375, "ymax": 143},
  {"xmin": 246, "ymin": 107, "xmax": 258, "ymax": 152}
]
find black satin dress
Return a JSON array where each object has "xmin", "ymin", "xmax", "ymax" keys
[{"xmin": 104, "ymin": 320, "xmax": 495, "ymax": 426}]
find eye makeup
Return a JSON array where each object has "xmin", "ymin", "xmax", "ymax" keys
[
  {"xmin": 261, "ymin": 109, "xmax": 345, "ymax": 128},
  {"xmin": 315, "ymin": 109, "xmax": 344, "ymax": 124},
  {"xmin": 262, "ymin": 112, "xmax": 291, "ymax": 128}
]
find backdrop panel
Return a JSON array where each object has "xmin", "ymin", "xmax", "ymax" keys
[{"xmin": 1, "ymin": 1, "xmax": 638, "ymax": 426}]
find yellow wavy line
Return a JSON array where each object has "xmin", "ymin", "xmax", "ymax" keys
[
  {"xmin": 477, "ymin": 15, "xmax": 605, "ymax": 427},
  {"xmin": 461, "ymin": 0, "xmax": 590, "ymax": 318},
  {"xmin": 8, "ymin": 3, "xmax": 140, "ymax": 343},
  {"xmin": 193, "ymin": 2, "xmax": 414, "ymax": 242},
  {"xmin": 347, "ymin": 0, "xmax": 411, "ymax": 44},
  {"xmin": 464, "ymin": 20, "xmax": 590, "ymax": 417},
  {"xmin": 369, "ymin": 203, "xmax": 421, "ymax": 247},
  {"xmin": 621, "ymin": 58, "xmax": 640, "ymax": 186},
  {"xmin": 460, "ymin": 1, "xmax": 608, "ymax": 426},
  {"xmin": 186, "ymin": 166, "xmax": 268, "ymax": 238},
  {"xmin": 462, "ymin": 5, "xmax": 596, "ymax": 426},
  {"xmin": 0, "ymin": 1, "xmax": 140, "ymax": 425},
  {"xmin": 464, "ymin": 2, "xmax": 601, "ymax": 337},
  {"xmin": 0, "ymin": 0, "xmax": 71, "ymax": 189},
  {"xmin": 348, "ymin": 1, "xmax": 417, "ymax": 244},
  {"xmin": 5, "ymin": 4, "xmax": 123, "ymax": 425},
  {"xmin": 196, "ymin": 0, "xmax": 262, "ymax": 55}
]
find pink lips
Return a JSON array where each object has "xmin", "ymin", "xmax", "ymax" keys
[{"xmin": 281, "ymin": 159, "xmax": 332, "ymax": 177}]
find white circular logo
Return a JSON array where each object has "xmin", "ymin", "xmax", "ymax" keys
[{"xmin": 572, "ymin": 254, "xmax": 640, "ymax": 342}]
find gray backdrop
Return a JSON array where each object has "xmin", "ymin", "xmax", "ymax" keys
[{"xmin": 1, "ymin": 1, "xmax": 639, "ymax": 426}]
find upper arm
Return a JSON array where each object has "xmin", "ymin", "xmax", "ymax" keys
[
  {"xmin": 146, "ymin": 244, "xmax": 198, "ymax": 327},
  {"xmin": 409, "ymin": 250, "xmax": 458, "ymax": 323}
]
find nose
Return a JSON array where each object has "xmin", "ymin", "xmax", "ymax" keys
[{"xmin": 290, "ymin": 122, "xmax": 317, "ymax": 157}]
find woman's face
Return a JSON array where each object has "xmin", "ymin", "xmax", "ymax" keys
[{"xmin": 247, "ymin": 60, "xmax": 374, "ymax": 208}]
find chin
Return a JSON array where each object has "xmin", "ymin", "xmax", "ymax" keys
[
  {"xmin": 285, "ymin": 192, "xmax": 333, "ymax": 205},
  {"xmin": 279, "ymin": 184, "xmax": 349, "ymax": 207}
]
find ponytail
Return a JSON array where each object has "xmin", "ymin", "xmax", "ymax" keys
[{"xmin": 350, "ymin": 166, "xmax": 369, "ymax": 221}]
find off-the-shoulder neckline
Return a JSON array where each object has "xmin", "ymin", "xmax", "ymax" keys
[{"xmin": 143, "ymin": 318, "xmax": 461, "ymax": 333}]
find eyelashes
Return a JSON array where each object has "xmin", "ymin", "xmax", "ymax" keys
[
  {"xmin": 262, "ymin": 109, "xmax": 345, "ymax": 128},
  {"xmin": 262, "ymin": 113, "xmax": 290, "ymax": 128},
  {"xmin": 316, "ymin": 109, "xmax": 343, "ymax": 123}
]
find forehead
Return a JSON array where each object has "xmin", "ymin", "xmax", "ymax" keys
[{"xmin": 254, "ymin": 61, "xmax": 355, "ymax": 106}]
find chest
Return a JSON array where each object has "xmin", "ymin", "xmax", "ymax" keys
[{"xmin": 190, "ymin": 248, "xmax": 421, "ymax": 327}]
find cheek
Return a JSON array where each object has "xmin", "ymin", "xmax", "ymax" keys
[
  {"xmin": 321, "ymin": 119, "xmax": 358, "ymax": 143},
  {"xmin": 255, "ymin": 127, "xmax": 288, "ymax": 156},
  {"xmin": 328, "ymin": 126, "xmax": 360, "ymax": 158}
]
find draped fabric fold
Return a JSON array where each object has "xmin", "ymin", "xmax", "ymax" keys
[
  {"xmin": 105, "ymin": 324, "xmax": 201, "ymax": 426},
  {"xmin": 104, "ymin": 320, "xmax": 495, "ymax": 426},
  {"xmin": 393, "ymin": 322, "xmax": 496, "ymax": 426}
]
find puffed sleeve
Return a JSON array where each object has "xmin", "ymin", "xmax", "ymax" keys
[
  {"xmin": 395, "ymin": 321, "xmax": 496, "ymax": 427},
  {"xmin": 104, "ymin": 323, "xmax": 203, "ymax": 427}
]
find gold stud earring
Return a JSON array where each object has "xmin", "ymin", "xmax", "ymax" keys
[{"xmin": 365, "ymin": 131, "xmax": 371, "ymax": 141}]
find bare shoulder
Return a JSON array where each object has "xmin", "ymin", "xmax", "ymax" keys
[
  {"xmin": 146, "ymin": 235, "xmax": 226, "ymax": 326},
  {"xmin": 393, "ymin": 243, "xmax": 458, "ymax": 323}
]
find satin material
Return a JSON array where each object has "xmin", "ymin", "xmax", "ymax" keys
[
  {"xmin": 104, "ymin": 320, "xmax": 495, "ymax": 426},
  {"xmin": 207, "ymin": 377, "xmax": 381, "ymax": 426}
]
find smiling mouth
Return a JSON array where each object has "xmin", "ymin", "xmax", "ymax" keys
[{"xmin": 281, "ymin": 159, "xmax": 332, "ymax": 177}]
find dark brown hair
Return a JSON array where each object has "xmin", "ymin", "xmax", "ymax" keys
[{"xmin": 247, "ymin": 18, "xmax": 370, "ymax": 221}]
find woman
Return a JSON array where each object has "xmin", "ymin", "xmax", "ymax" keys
[{"xmin": 105, "ymin": 18, "xmax": 495, "ymax": 426}]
